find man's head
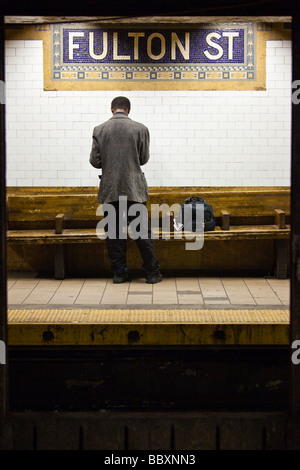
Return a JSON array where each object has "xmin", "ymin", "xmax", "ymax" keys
[{"xmin": 111, "ymin": 96, "xmax": 131, "ymax": 115}]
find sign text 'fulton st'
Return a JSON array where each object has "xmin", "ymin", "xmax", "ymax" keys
[
  {"xmin": 51, "ymin": 23, "xmax": 256, "ymax": 84},
  {"xmin": 67, "ymin": 30, "xmax": 243, "ymax": 63}
]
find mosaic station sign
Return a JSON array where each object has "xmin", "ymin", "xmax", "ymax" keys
[
  {"xmin": 49, "ymin": 23, "xmax": 256, "ymax": 89},
  {"xmin": 5, "ymin": 21, "xmax": 290, "ymax": 91}
]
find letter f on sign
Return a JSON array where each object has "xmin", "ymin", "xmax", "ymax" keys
[
  {"xmin": 69, "ymin": 32, "xmax": 84, "ymax": 60},
  {"xmin": 0, "ymin": 340, "xmax": 6, "ymax": 365}
]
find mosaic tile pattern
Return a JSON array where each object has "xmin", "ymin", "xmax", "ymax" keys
[{"xmin": 51, "ymin": 23, "xmax": 256, "ymax": 83}]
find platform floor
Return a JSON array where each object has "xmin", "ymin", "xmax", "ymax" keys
[
  {"xmin": 7, "ymin": 271, "xmax": 290, "ymax": 309},
  {"xmin": 7, "ymin": 272, "xmax": 290, "ymax": 345}
]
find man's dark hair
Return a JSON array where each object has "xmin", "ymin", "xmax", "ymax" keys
[{"xmin": 111, "ymin": 96, "xmax": 131, "ymax": 112}]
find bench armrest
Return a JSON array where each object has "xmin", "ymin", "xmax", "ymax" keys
[
  {"xmin": 55, "ymin": 213, "xmax": 66, "ymax": 234},
  {"xmin": 221, "ymin": 210, "xmax": 230, "ymax": 230},
  {"xmin": 274, "ymin": 209, "xmax": 286, "ymax": 229}
]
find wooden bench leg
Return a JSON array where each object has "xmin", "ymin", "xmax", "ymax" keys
[
  {"xmin": 55, "ymin": 245, "xmax": 65, "ymax": 280},
  {"xmin": 276, "ymin": 239, "xmax": 288, "ymax": 279}
]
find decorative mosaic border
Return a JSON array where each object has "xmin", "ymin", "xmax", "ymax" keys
[
  {"xmin": 5, "ymin": 21, "xmax": 291, "ymax": 91},
  {"xmin": 50, "ymin": 23, "xmax": 256, "ymax": 83}
]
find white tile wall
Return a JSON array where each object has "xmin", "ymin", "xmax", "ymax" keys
[{"xmin": 5, "ymin": 39, "xmax": 292, "ymax": 187}]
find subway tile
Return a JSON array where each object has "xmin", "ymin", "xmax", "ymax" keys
[
  {"xmin": 4, "ymin": 40, "xmax": 292, "ymax": 188},
  {"xmin": 6, "ymin": 40, "xmax": 25, "ymax": 48}
]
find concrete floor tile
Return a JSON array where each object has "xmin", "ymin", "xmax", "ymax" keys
[
  {"xmin": 201, "ymin": 290, "xmax": 227, "ymax": 295},
  {"xmin": 175, "ymin": 277, "xmax": 200, "ymax": 291},
  {"xmin": 177, "ymin": 293, "xmax": 204, "ymax": 304},
  {"xmin": 6, "ymin": 273, "xmax": 290, "ymax": 308},
  {"xmin": 266, "ymin": 279, "xmax": 290, "ymax": 287},
  {"xmin": 12, "ymin": 279, "xmax": 40, "ymax": 289},
  {"xmin": 23, "ymin": 291, "xmax": 60, "ymax": 304},
  {"xmin": 8, "ymin": 289, "xmax": 33, "ymax": 304},
  {"xmin": 228, "ymin": 298, "xmax": 257, "ymax": 305},
  {"xmin": 153, "ymin": 279, "xmax": 176, "ymax": 288},
  {"xmin": 34, "ymin": 279, "xmax": 61, "ymax": 288},
  {"xmin": 152, "ymin": 286, "xmax": 177, "ymax": 294},
  {"xmin": 153, "ymin": 294, "xmax": 178, "ymax": 304},
  {"xmin": 225, "ymin": 291, "xmax": 252, "ymax": 297},
  {"xmin": 101, "ymin": 292, "xmax": 128, "ymax": 304},
  {"xmin": 244, "ymin": 280, "xmax": 279, "ymax": 298},
  {"xmin": 48, "ymin": 297, "xmax": 78, "ymax": 305},
  {"xmin": 127, "ymin": 295, "xmax": 153, "ymax": 304},
  {"xmin": 254, "ymin": 297, "xmax": 283, "ymax": 305},
  {"xmin": 7, "ymin": 278, "xmax": 19, "ymax": 289},
  {"xmin": 105, "ymin": 282, "xmax": 130, "ymax": 292},
  {"xmin": 129, "ymin": 279, "xmax": 153, "ymax": 292},
  {"xmin": 75, "ymin": 292, "xmax": 105, "ymax": 305}
]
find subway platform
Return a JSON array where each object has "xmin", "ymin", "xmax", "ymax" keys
[{"xmin": 7, "ymin": 272, "xmax": 290, "ymax": 347}]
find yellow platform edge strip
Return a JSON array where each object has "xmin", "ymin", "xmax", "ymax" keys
[{"xmin": 7, "ymin": 309, "xmax": 290, "ymax": 346}]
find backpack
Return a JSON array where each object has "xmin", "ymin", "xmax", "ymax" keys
[{"xmin": 180, "ymin": 196, "xmax": 215, "ymax": 232}]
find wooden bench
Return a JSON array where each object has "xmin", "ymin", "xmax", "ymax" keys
[{"xmin": 6, "ymin": 186, "xmax": 290, "ymax": 279}]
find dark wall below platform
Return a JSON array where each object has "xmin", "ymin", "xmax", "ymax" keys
[{"xmin": 8, "ymin": 346, "xmax": 289, "ymax": 412}]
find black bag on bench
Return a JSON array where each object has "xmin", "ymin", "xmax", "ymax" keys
[{"xmin": 180, "ymin": 196, "xmax": 216, "ymax": 232}]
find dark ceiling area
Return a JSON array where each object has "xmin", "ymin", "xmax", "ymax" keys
[{"xmin": 0, "ymin": 0, "xmax": 296, "ymax": 18}]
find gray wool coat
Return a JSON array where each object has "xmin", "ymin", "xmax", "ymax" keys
[{"xmin": 89, "ymin": 112, "xmax": 150, "ymax": 204}]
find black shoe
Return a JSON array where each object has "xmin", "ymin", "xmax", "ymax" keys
[
  {"xmin": 113, "ymin": 273, "xmax": 131, "ymax": 284},
  {"xmin": 146, "ymin": 273, "xmax": 163, "ymax": 284}
]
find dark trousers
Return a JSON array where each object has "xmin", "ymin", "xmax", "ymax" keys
[{"xmin": 105, "ymin": 200, "xmax": 160, "ymax": 277}]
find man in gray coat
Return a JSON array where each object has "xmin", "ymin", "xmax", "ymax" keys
[{"xmin": 90, "ymin": 96, "xmax": 162, "ymax": 284}]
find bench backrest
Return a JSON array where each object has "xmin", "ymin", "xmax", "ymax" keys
[{"xmin": 7, "ymin": 186, "xmax": 291, "ymax": 229}]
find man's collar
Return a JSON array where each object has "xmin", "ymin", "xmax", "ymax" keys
[{"xmin": 112, "ymin": 112, "xmax": 129, "ymax": 119}]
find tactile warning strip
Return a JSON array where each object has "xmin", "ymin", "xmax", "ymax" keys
[
  {"xmin": 7, "ymin": 309, "xmax": 289, "ymax": 346},
  {"xmin": 8, "ymin": 309, "xmax": 289, "ymax": 324}
]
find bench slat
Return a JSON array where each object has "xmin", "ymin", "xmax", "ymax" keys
[
  {"xmin": 7, "ymin": 225, "xmax": 291, "ymax": 244},
  {"xmin": 6, "ymin": 187, "xmax": 291, "ymax": 279},
  {"xmin": 7, "ymin": 187, "xmax": 291, "ymax": 222}
]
